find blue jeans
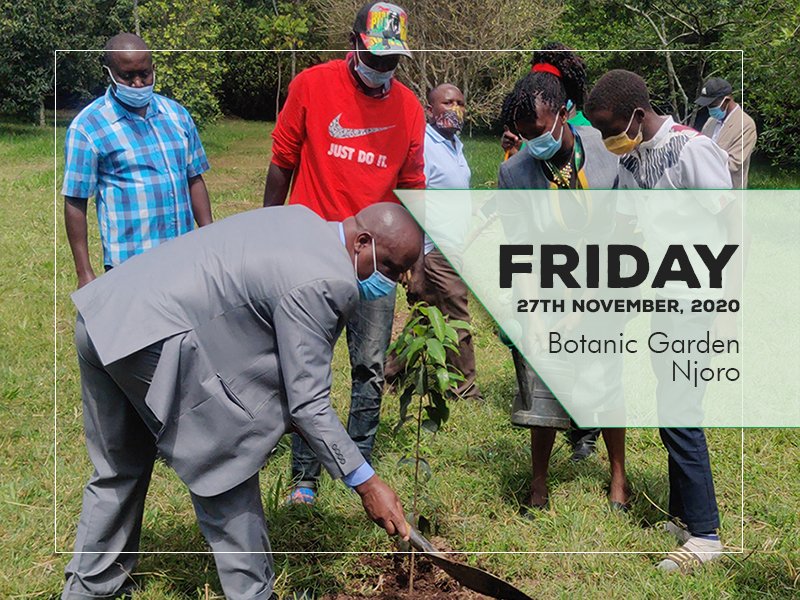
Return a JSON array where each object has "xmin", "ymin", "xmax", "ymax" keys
[
  {"xmin": 652, "ymin": 303, "xmax": 720, "ymax": 534},
  {"xmin": 291, "ymin": 289, "xmax": 396, "ymax": 488},
  {"xmin": 658, "ymin": 427, "xmax": 720, "ymax": 534}
]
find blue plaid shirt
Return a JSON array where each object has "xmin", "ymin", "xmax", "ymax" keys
[{"xmin": 62, "ymin": 87, "xmax": 210, "ymax": 266}]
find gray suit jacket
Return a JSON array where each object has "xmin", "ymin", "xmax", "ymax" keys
[
  {"xmin": 72, "ymin": 205, "xmax": 365, "ymax": 497},
  {"xmin": 701, "ymin": 107, "xmax": 757, "ymax": 189}
]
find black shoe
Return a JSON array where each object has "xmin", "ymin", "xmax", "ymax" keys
[{"xmin": 570, "ymin": 439, "xmax": 597, "ymax": 462}]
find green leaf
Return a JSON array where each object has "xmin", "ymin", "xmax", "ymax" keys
[
  {"xmin": 436, "ymin": 367, "xmax": 451, "ymax": 394},
  {"xmin": 447, "ymin": 319, "xmax": 471, "ymax": 331},
  {"xmin": 397, "ymin": 456, "xmax": 431, "ymax": 482},
  {"xmin": 418, "ymin": 457, "xmax": 432, "ymax": 481},
  {"xmin": 399, "ymin": 337, "xmax": 426, "ymax": 366},
  {"xmin": 442, "ymin": 338, "xmax": 460, "ymax": 353},
  {"xmin": 428, "ymin": 307, "xmax": 446, "ymax": 341},
  {"xmin": 397, "ymin": 386, "xmax": 414, "ymax": 426},
  {"xmin": 415, "ymin": 364, "xmax": 427, "ymax": 395},
  {"xmin": 421, "ymin": 418, "xmax": 439, "ymax": 433},
  {"xmin": 428, "ymin": 387, "xmax": 446, "ymax": 409},
  {"xmin": 398, "ymin": 456, "xmax": 416, "ymax": 469},
  {"xmin": 426, "ymin": 338, "xmax": 447, "ymax": 366},
  {"xmin": 412, "ymin": 324, "xmax": 428, "ymax": 336},
  {"xmin": 403, "ymin": 315, "xmax": 424, "ymax": 332},
  {"xmin": 425, "ymin": 403, "xmax": 450, "ymax": 427},
  {"xmin": 448, "ymin": 369, "xmax": 466, "ymax": 383}
]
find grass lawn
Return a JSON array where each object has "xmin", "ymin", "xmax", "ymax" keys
[{"xmin": 0, "ymin": 114, "xmax": 798, "ymax": 599}]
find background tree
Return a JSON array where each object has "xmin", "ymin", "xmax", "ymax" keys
[
  {"xmin": 311, "ymin": 0, "xmax": 559, "ymax": 128},
  {"xmin": 619, "ymin": 0, "xmax": 741, "ymax": 122},
  {"xmin": 139, "ymin": 0, "xmax": 225, "ymax": 127},
  {"xmin": 1, "ymin": 0, "xmax": 797, "ymax": 167},
  {"xmin": 0, "ymin": 0, "xmax": 132, "ymax": 125},
  {"xmin": 259, "ymin": 1, "xmax": 315, "ymax": 117},
  {"xmin": 723, "ymin": 0, "xmax": 799, "ymax": 167},
  {"xmin": 217, "ymin": 0, "xmax": 318, "ymax": 120},
  {"xmin": 554, "ymin": 0, "xmax": 742, "ymax": 123}
]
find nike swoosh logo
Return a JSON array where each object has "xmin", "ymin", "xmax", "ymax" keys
[{"xmin": 328, "ymin": 114, "xmax": 395, "ymax": 139}]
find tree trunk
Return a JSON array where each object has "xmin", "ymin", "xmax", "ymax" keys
[
  {"xmin": 133, "ymin": 0, "xmax": 141, "ymax": 37},
  {"xmin": 38, "ymin": 97, "xmax": 45, "ymax": 127},
  {"xmin": 665, "ymin": 51, "xmax": 679, "ymax": 118}
]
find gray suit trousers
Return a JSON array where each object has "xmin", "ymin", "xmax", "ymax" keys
[{"xmin": 63, "ymin": 316, "xmax": 275, "ymax": 600}]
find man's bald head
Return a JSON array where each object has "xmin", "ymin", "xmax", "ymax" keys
[
  {"xmin": 102, "ymin": 33, "xmax": 154, "ymax": 96},
  {"xmin": 103, "ymin": 33, "xmax": 151, "ymax": 69},
  {"xmin": 348, "ymin": 203, "xmax": 422, "ymax": 282},
  {"xmin": 426, "ymin": 83, "xmax": 461, "ymax": 105}
]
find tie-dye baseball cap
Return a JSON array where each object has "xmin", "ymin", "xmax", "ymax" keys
[{"xmin": 353, "ymin": 2, "xmax": 411, "ymax": 57}]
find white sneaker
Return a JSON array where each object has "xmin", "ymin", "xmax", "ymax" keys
[{"xmin": 657, "ymin": 536, "xmax": 724, "ymax": 574}]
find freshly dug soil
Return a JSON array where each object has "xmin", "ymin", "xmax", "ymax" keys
[{"xmin": 321, "ymin": 551, "xmax": 490, "ymax": 599}]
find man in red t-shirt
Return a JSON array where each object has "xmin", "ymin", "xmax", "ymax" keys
[{"xmin": 264, "ymin": 2, "xmax": 426, "ymax": 504}]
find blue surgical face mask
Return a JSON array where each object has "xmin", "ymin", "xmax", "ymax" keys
[
  {"xmin": 526, "ymin": 113, "xmax": 564, "ymax": 161},
  {"xmin": 354, "ymin": 52, "xmax": 395, "ymax": 89},
  {"xmin": 355, "ymin": 236, "xmax": 397, "ymax": 301},
  {"xmin": 708, "ymin": 100, "xmax": 728, "ymax": 121},
  {"xmin": 105, "ymin": 65, "xmax": 154, "ymax": 108}
]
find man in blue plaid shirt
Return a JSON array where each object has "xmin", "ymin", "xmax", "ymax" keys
[{"xmin": 63, "ymin": 33, "xmax": 212, "ymax": 288}]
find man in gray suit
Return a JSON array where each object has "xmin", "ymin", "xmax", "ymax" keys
[{"xmin": 62, "ymin": 203, "xmax": 421, "ymax": 600}]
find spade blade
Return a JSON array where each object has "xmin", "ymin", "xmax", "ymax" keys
[{"xmin": 406, "ymin": 527, "xmax": 534, "ymax": 600}]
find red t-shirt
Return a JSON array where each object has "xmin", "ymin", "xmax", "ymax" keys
[{"xmin": 271, "ymin": 57, "xmax": 426, "ymax": 221}]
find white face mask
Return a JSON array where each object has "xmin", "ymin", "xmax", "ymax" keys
[{"xmin": 354, "ymin": 52, "xmax": 395, "ymax": 89}]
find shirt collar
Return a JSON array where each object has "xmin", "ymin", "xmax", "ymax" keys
[
  {"xmin": 639, "ymin": 115, "xmax": 675, "ymax": 150},
  {"xmin": 425, "ymin": 122, "xmax": 463, "ymax": 153},
  {"xmin": 104, "ymin": 86, "xmax": 162, "ymax": 122}
]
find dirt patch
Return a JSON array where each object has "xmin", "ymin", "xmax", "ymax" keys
[
  {"xmin": 321, "ymin": 550, "xmax": 489, "ymax": 600},
  {"xmin": 390, "ymin": 305, "xmax": 410, "ymax": 340}
]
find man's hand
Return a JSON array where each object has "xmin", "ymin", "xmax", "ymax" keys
[
  {"xmin": 355, "ymin": 474, "xmax": 410, "ymax": 540},
  {"xmin": 405, "ymin": 267, "xmax": 426, "ymax": 300},
  {"xmin": 501, "ymin": 126, "xmax": 522, "ymax": 157},
  {"xmin": 404, "ymin": 251, "xmax": 426, "ymax": 300},
  {"xmin": 64, "ymin": 196, "xmax": 96, "ymax": 290}
]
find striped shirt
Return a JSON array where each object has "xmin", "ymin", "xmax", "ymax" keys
[{"xmin": 62, "ymin": 87, "xmax": 209, "ymax": 266}]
